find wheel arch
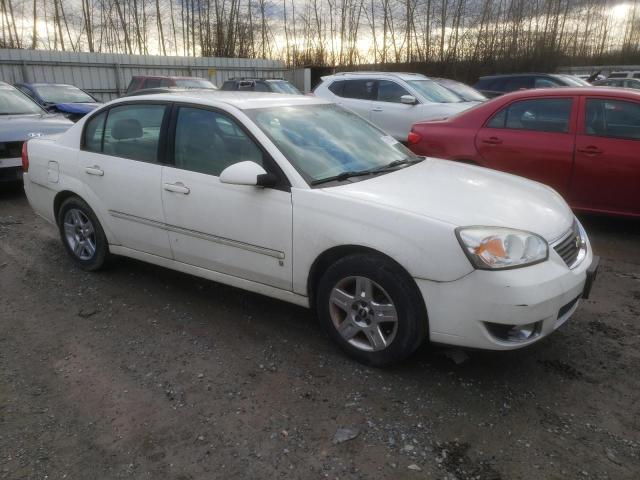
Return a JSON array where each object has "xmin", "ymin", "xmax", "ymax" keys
[
  {"xmin": 52, "ymin": 190, "xmax": 114, "ymax": 244},
  {"xmin": 307, "ymin": 245, "xmax": 427, "ymax": 318},
  {"xmin": 53, "ymin": 190, "xmax": 83, "ymax": 222}
]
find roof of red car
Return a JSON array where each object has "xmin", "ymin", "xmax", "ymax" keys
[
  {"xmin": 495, "ymin": 86, "xmax": 640, "ymax": 100},
  {"xmin": 413, "ymin": 87, "xmax": 640, "ymax": 127}
]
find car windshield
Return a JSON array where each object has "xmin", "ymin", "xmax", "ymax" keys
[
  {"xmin": 554, "ymin": 75, "xmax": 590, "ymax": 86},
  {"xmin": 438, "ymin": 80, "xmax": 487, "ymax": 102},
  {"xmin": 246, "ymin": 104, "xmax": 420, "ymax": 184},
  {"xmin": 407, "ymin": 79, "xmax": 464, "ymax": 103},
  {"xmin": 268, "ymin": 81, "xmax": 301, "ymax": 94},
  {"xmin": 34, "ymin": 85, "xmax": 95, "ymax": 103},
  {"xmin": 174, "ymin": 79, "xmax": 217, "ymax": 89},
  {"xmin": 0, "ymin": 86, "xmax": 45, "ymax": 114}
]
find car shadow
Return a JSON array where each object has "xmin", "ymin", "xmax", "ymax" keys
[{"xmin": 0, "ymin": 181, "xmax": 24, "ymax": 200}]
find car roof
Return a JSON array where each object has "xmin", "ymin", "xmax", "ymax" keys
[
  {"xmin": 110, "ymin": 90, "xmax": 330, "ymax": 109},
  {"xmin": 493, "ymin": 87, "xmax": 640, "ymax": 100},
  {"xmin": 132, "ymin": 75, "xmax": 206, "ymax": 80},
  {"xmin": 25, "ymin": 83, "xmax": 77, "ymax": 87},
  {"xmin": 325, "ymin": 71, "xmax": 429, "ymax": 81},
  {"xmin": 478, "ymin": 73, "xmax": 556, "ymax": 80}
]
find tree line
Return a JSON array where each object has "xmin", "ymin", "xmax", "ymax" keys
[{"xmin": 1, "ymin": 0, "xmax": 639, "ymax": 79}]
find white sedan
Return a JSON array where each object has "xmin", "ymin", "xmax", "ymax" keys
[{"xmin": 22, "ymin": 92, "xmax": 598, "ymax": 366}]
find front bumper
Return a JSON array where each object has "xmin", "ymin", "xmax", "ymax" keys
[{"xmin": 417, "ymin": 245, "xmax": 595, "ymax": 350}]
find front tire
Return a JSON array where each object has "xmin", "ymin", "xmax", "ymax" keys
[
  {"xmin": 57, "ymin": 197, "xmax": 109, "ymax": 271},
  {"xmin": 316, "ymin": 253, "xmax": 427, "ymax": 366}
]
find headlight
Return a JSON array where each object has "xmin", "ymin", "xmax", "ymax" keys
[{"xmin": 456, "ymin": 227, "xmax": 548, "ymax": 270}]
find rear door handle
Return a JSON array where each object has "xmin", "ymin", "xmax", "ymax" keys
[
  {"xmin": 85, "ymin": 166, "xmax": 104, "ymax": 176},
  {"xmin": 577, "ymin": 146, "xmax": 603, "ymax": 155},
  {"xmin": 482, "ymin": 137, "xmax": 502, "ymax": 145},
  {"xmin": 372, "ymin": 107, "xmax": 383, "ymax": 112},
  {"xmin": 163, "ymin": 182, "xmax": 190, "ymax": 194}
]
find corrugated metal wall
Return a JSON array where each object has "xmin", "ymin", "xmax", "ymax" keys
[{"xmin": 0, "ymin": 49, "xmax": 299, "ymax": 101}]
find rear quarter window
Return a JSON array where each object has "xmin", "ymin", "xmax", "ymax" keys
[
  {"xmin": 328, "ymin": 80, "xmax": 345, "ymax": 96},
  {"xmin": 83, "ymin": 111, "xmax": 107, "ymax": 153}
]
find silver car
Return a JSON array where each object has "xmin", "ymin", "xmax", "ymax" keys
[{"xmin": 0, "ymin": 82, "xmax": 72, "ymax": 183}]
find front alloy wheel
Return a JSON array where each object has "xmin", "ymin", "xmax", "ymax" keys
[
  {"xmin": 317, "ymin": 253, "xmax": 428, "ymax": 366},
  {"xmin": 329, "ymin": 276, "xmax": 398, "ymax": 351}
]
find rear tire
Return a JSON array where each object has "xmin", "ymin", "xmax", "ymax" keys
[
  {"xmin": 316, "ymin": 253, "xmax": 427, "ymax": 367},
  {"xmin": 57, "ymin": 197, "xmax": 109, "ymax": 271}
]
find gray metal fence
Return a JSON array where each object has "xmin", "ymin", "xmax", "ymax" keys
[{"xmin": 0, "ymin": 49, "xmax": 309, "ymax": 101}]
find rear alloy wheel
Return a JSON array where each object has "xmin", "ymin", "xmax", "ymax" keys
[
  {"xmin": 63, "ymin": 208, "xmax": 97, "ymax": 261},
  {"xmin": 57, "ymin": 197, "xmax": 109, "ymax": 271},
  {"xmin": 317, "ymin": 253, "xmax": 427, "ymax": 366}
]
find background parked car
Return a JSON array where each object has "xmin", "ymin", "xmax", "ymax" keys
[
  {"xmin": 408, "ymin": 87, "xmax": 640, "ymax": 217},
  {"xmin": 125, "ymin": 76, "xmax": 217, "ymax": 96},
  {"xmin": 220, "ymin": 78, "xmax": 301, "ymax": 94},
  {"xmin": 474, "ymin": 73, "xmax": 590, "ymax": 98},
  {"xmin": 123, "ymin": 87, "xmax": 191, "ymax": 97},
  {"xmin": 14, "ymin": 83, "xmax": 101, "ymax": 121},
  {"xmin": 607, "ymin": 71, "xmax": 640, "ymax": 79},
  {"xmin": 314, "ymin": 72, "xmax": 477, "ymax": 141},
  {"xmin": 0, "ymin": 82, "xmax": 72, "ymax": 182},
  {"xmin": 432, "ymin": 77, "xmax": 488, "ymax": 102},
  {"xmin": 593, "ymin": 78, "xmax": 640, "ymax": 90}
]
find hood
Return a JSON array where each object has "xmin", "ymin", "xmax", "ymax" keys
[
  {"xmin": 0, "ymin": 113, "xmax": 73, "ymax": 142},
  {"xmin": 51, "ymin": 102, "xmax": 100, "ymax": 114},
  {"xmin": 324, "ymin": 158, "xmax": 574, "ymax": 241}
]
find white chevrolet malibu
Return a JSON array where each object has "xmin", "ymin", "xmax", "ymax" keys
[{"xmin": 22, "ymin": 91, "xmax": 598, "ymax": 366}]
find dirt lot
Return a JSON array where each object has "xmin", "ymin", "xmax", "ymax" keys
[{"xmin": 1, "ymin": 184, "xmax": 639, "ymax": 480}]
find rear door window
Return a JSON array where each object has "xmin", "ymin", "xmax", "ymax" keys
[
  {"xmin": 102, "ymin": 104, "xmax": 167, "ymax": 162},
  {"xmin": 238, "ymin": 81, "xmax": 255, "ymax": 91},
  {"xmin": 342, "ymin": 80, "xmax": 375, "ymax": 100},
  {"xmin": 585, "ymin": 98, "xmax": 640, "ymax": 140},
  {"xmin": 143, "ymin": 78, "xmax": 163, "ymax": 89},
  {"xmin": 487, "ymin": 98, "xmax": 573, "ymax": 133},
  {"xmin": 503, "ymin": 77, "xmax": 534, "ymax": 92}
]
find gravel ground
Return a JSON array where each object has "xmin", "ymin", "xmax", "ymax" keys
[{"xmin": 1, "ymin": 184, "xmax": 639, "ymax": 480}]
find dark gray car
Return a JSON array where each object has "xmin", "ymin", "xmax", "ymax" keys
[{"xmin": 0, "ymin": 82, "xmax": 73, "ymax": 182}]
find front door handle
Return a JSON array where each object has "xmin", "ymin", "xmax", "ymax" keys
[
  {"xmin": 163, "ymin": 182, "xmax": 190, "ymax": 194},
  {"xmin": 372, "ymin": 107, "xmax": 383, "ymax": 112},
  {"xmin": 85, "ymin": 166, "xmax": 104, "ymax": 176},
  {"xmin": 482, "ymin": 136, "xmax": 503, "ymax": 145},
  {"xmin": 577, "ymin": 146, "xmax": 603, "ymax": 155}
]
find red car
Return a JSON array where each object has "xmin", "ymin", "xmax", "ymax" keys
[{"xmin": 408, "ymin": 88, "xmax": 640, "ymax": 217}]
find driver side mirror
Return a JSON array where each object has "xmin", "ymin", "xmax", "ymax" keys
[
  {"xmin": 219, "ymin": 161, "xmax": 278, "ymax": 188},
  {"xmin": 400, "ymin": 95, "xmax": 417, "ymax": 105}
]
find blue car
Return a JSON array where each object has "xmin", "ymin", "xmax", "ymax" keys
[{"xmin": 13, "ymin": 83, "xmax": 102, "ymax": 122}]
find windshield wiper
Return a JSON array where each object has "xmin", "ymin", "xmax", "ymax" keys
[
  {"xmin": 311, "ymin": 157, "xmax": 424, "ymax": 186},
  {"xmin": 374, "ymin": 157, "xmax": 423, "ymax": 171},
  {"xmin": 311, "ymin": 169, "xmax": 380, "ymax": 185}
]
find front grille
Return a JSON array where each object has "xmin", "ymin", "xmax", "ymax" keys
[
  {"xmin": 552, "ymin": 222, "xmax": 584, "ymax": 268},
  {"xmin": 0, "ymin": 141, "xmax": 23, "ymax": 159}
]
